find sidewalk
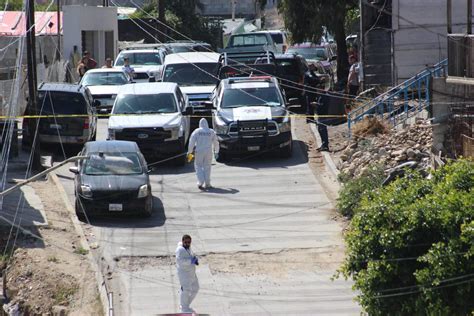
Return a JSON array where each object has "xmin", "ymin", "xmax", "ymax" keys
[{"xmin": 0, "ymin": 150, "xmax": 47, "ymax": 229}]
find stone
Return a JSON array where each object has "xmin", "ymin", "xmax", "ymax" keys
[
  {"xmin": 406, "ymin": 148, "xmax": 416, "ymax": 159},
  {"xmin": 52, "ymin": 305, "xmax": 68, "ymax": 316}
]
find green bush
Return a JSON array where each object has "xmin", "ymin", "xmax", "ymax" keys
[
  {"xmin": 336, "ymin": 164, "xmax": 385, "ymax": 217},
  {"xmin": 339, "ymin": 160, "xmax": 474, "ymax": 315}
]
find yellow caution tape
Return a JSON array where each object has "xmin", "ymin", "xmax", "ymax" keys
[{"xmin": 0, "ymin": 114, "xmax": 348, "ymax": 119}]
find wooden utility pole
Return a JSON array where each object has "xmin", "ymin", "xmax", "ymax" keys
[
  {"xmin": 26, "ymin": 0, "xmax": 41, "ymax": 170},
  {"xmin": 158, "ymin": 0, "xmax": 166, "ymax": 42},
  {"xmin": 56, "ymin": 0, "xmax": 61, "ymax": 60}
]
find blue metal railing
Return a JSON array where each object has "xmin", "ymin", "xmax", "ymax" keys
[{"xmin": 348, "ymin": 59, "xmax": 448, "ymax": 133}]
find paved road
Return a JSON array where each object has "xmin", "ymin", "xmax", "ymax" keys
[{"xmin": 55, "ymin": 118, "xmax": 360, "ymax": 315}]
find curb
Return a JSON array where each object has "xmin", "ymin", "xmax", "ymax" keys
[
  {"xmin": 49, "ymin": 173, "xmax": 110, "ymax": 316},
  {"xmin": 309, "ymin": 123, "xmax": 340, "ymax": 179}
]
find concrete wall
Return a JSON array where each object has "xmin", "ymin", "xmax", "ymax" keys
[
  {"xmin": 63, "ymin": 5, "xmax": 118, "ymax": 65},
  {"xmin": 198, "ymin": 0, "xmax": 257, "ymax": 17},
  {"xmin": 431, "ymin": 77, "xmax": 474, "ymax": 153},
  {"xmin": 392, "ymin": 0, "xmax": 470, "ymax": 83}
]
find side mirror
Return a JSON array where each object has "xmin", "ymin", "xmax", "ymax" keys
[
  {"xmin": 183, "ymin": 107, "xmax": 193, "ymax": 115},
  {"xmin": 330, "ymin": 55, "xmax": 337, "ymax": 61},
  {"xmin": 148, "ymin": 76, "xmax": 156, "ymax": 82},
  {"xmin": 69, "ymin": 166, "xmax": 79, "ymax": 174},
  {"xmin": 93, "ymin": 99, "xmax": 101, "ymax": 107}
]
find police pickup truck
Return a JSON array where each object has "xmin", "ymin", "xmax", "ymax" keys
[{"xmin": 211, "ymin": 76, "xmax": 298, "ymax": 160}]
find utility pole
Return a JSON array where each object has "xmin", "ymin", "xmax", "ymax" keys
[
  {"xmin": 158, "ymin": 0, "xmax": 166, "ymax": 42},
  {"xmin": 26, "ymin": 0, "xmax": 41, "ymax": 171},
  {"xmin": 56, "ymin": 0, "xmax": 61, "ymax": 60},
  {"xmin": 231, "ymin": 0, "xmax": 236, "ymax": 21}
]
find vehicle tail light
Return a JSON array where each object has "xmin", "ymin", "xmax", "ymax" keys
[{"xmin": 83, "ymin": 118, "xmax": 89, "ymax": 129}]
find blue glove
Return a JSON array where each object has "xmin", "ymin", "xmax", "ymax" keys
[{"xmin": 191, "ymin": 256, "xmax": 199, "ymax": 265}]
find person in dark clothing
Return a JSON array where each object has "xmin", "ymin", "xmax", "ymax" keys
[{"xmin": 315, "ymin": 92, "xmax": 330, "ymax": 151}]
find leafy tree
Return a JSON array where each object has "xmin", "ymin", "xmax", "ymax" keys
[
  {"xmin": 339, "ymin": 160, "xmax": 474, "ymax": 315},
  {"xmin": 278, "ymin": 0, "xmax": 357, "ymax": 84},
  {"xmin": 131, "ymin": 0, "xmax": 222, "ymax": 49}
]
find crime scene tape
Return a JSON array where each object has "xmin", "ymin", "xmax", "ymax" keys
[{"xmin": 0, "ymin": 113, "xmax": 348, "ymax": 119}]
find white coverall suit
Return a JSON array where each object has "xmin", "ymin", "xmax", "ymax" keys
[
  {"xmin": 187, "ymin": 118, "xmax": 219, "ymax": 188},
  {"xmin": 176, "ymin": 242, "xmax": 200, "ymax": 313}
]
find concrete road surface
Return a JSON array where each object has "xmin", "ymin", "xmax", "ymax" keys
[{"xmin": 55, "ymin": 118, "xmax": 360, "ymax": 315}]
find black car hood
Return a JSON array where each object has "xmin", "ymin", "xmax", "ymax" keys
[
  {"xmin": 218, "ymin": 106, "xmax": 288, "ymax": 124},
  {"xmin": 81, "ymin": 174, "xmax": 148, "ymax": 192}
]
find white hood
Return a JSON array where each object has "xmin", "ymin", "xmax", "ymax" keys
[
  {"xmin": 180, "ymin": 85, "xmax": 215, "ymax": 95},
  {"xmin": 87, "ymin": 85, "xmax": 121, "ymax": 96},
  {"xmin": 108, "ymin": 113, "xmax": 181, "ymax": 129},
  {"xmin": 132, "ymin": 65, "xmax": 163, "ymax": 73},
  {"xmin": 232, "ymin": 106, "xmax": 273, "ymax": 121}
]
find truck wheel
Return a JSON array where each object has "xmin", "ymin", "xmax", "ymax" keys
[
  {"xmin": 173, "ymin": 138, "xmax": 186, "ymax": 167},
  {"xmin": 75, "ymin": 199, "xmax": 86, "ymax": 221},
  {"xmin": 280, "ymin": 140, "xmax": 293, "ymax": 158}
]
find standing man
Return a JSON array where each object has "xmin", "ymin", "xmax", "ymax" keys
[
  {"xmin": 187, "ymin": 118, "xmax": 219, "ymax": 190},
  {"xmin": 102, "ymin": 57, "xmax": 113, "ymax": 68},
  {"xmin": 315, "ymin": 91, "xmax": 330, "ymax": 152},
  {"xmin": 121, "ymin": 57, "xmax": 135, "ymax": 80},
  {"xmin": 83, "ymin": 50, "xmax": 98, "ymax": 70},
  {"xmin": 176, "ymin": 235, "xmax": 200, "ymax": 313},
  {"xmin": 347, "ymin": 55, "xmax": 359, "ymax": 97}
]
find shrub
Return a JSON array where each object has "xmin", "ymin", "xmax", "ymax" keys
[
  {"xmin": 339, "ymin": 160, "xmax": 474, "ymax": 315},
  {"xmin": 337, "ymin": 164, "xmax": 385, "ymax": 217}
]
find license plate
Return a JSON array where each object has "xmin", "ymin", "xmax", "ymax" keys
[
  {"xmin": 49, "ymin": 124, "xmax": 62, "ymax": 129},
  {"xmin": 109, "ymin": 204, "xmax": 123, "ymax": 211},
  {"xmin": 248, "ymin": 146, "xmax": 260, "ymax": 151}
]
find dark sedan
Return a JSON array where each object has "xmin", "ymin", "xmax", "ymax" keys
[{"xmin": 70, "ymin": 141, "xmax": 153, "ymax": 219}]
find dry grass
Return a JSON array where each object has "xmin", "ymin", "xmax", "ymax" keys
[{"xmin": 352, "ymin": 116, "xmax": 390, "ymax": 138}]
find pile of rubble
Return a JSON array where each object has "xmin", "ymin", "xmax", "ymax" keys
[{"xmin": 338, "ymin": 119, "xmax": 433, "ymax": 177}]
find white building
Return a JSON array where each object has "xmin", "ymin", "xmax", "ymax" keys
[{"xmin": 63, "ymin": 5, "xmax": 118, "ymax": 68}]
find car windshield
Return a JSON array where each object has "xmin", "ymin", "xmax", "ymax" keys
[
  {"xmin": 113, "ymin": 93, "xmax": 177, "ymax": 114},
  {"xmin": 84, "ymin": 152, "xmax": 142, "ymax": 175},
  {"xmin": 163, "ymin": 63, "xmax": 219, "ymax": 86},
  {"xmin": 221, "ymin": 87, "xmax": 282, "ymax": 108},
  {"xmin": 287, "ymin": 47, "xmax": 327, "ymax": 60},
  {"xmin": 38, "ymin": 91, "xmax": 87, "ymax": 114},
  {"xmin": 81, "ymin": 72, "xmax": 128, "ymax": 86},
  {"xmin": 230, "ymin": 34, "xmax": 270, "ymax": 47},
  {"xmin": 115, "ymin": 52, "xmax": 162, "ymax": 66}
]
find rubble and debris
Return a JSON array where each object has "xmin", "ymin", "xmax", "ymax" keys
[{"xmin": 338, "ymin": 119, "xmax": 433, "ymax": 177}]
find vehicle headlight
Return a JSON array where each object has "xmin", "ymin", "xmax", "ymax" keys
[
  {"xmin": 80, "ymin": 185, "xmax": 92, "ymax": 198},
  {"xmin": 214, "ymin": 115, "xmax": 228, "ymax": 135},
  {"xmin": 137, "ymin": 184, "xmax": 149, "ymax": 198},
  {"xmin": 165, "ymin": 125, "xmax": 180, "ymax": 140},
  {"xmin": 278, "ymin": 116, "xmax": 291, "ymax": 133}
]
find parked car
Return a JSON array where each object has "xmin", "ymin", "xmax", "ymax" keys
[
  {"xmin": 70, "ymin": 140, "xmax": 153, "ymax": 218},
  {"xmin": 80, "ymin": 68, "xmax": 130, "ymax": 114},
  {"xmin": 210, "ymin": 76, "xmax": 297, "ymax": 159},
  {"xmin": 222, "ymin": 32, "xmax": 277, "ymax": 54},
  {"xmin": 253, "ymin": 30, "xmax": 289, "ymax": 53},
  {"xmin": 287, "ymin": 43, "xmax": 337, "ymax": 82},
  {"xmin": 114, "ymin": 48, "xmax": 167, "ymax": 82},
  {"xmin": 22, "ymin": 83, "xmax": 97, "ymax": 148},
  {"xmin": 107, "ymin": 82, "xmax": 193, "ymax": 165},
  {"xmin": 161, "ymin": 52, "xmax": 220, "ymax": 129}
]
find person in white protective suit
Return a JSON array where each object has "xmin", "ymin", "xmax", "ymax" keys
[
  {"xmin": 176, "ymin": 234, "xmax": 199, "ymax": 313},
  {"xmin": 187, "ymin": 118, "xmax": 219, "ymax": 190}
]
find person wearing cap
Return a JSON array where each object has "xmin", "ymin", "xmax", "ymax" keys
[{"xmin": 121, "ymin": 57, "xmax": 135, "ymax": 80}]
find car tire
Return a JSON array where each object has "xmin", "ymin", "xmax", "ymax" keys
[
  {"xmin": 75, "ymin": 199, "xmax": 86, "ymax": 221},
  {"xmin": 173, "ymin": 138, "xmax": 186, "ymax": 167},
  {"xmin": 142, "ymin": 196, "xmax": 153, "ymax": 218},
  {"xmin": 216, "ymin": 150, "xmax": 228, "ymax": 162},
  {"xmin": 279, "ymin": 139, "xmax": 293, "ymax": 158}
]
